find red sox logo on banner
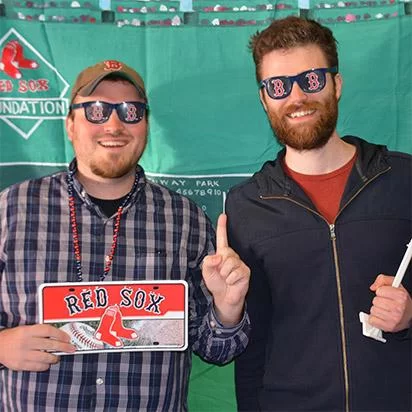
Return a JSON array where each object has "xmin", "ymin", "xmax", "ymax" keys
[{"xmin": 0, "ymin": 28, "xmax": 69, "ymax": 140}]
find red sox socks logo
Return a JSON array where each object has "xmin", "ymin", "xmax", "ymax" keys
[
  {"xmin": 103, "ymin": 60, "xmax": 123, "ymax": 71},
  {"xmin": 0, "ymin": 40, "xmax": 39, "ymax": 79},
  {"xmin": 94, "ymin": 304, "xmax": 138, "ymax": 348}
]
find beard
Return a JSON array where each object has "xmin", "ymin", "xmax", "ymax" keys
[
  {"xmin": 267, "ymin": 91, "xmax": 338, "ymax": 151},
  {"xmin": 90, "ymin": 154, "xmax": 138, "ymax": 179},
  {"xmin": 88, "ymin": 131, "xmax": 146, "ymax": 179}
]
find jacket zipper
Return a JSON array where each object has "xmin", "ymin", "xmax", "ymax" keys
[
  {"xmin": 329, "ymin": 222, "xmax": 349, "ymax": 412},
  {"xmin": 259, "ymin": 165, "xmax": 391, "ymax": 412}
]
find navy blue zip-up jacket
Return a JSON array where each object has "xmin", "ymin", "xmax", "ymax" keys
[{"xmin": 227, "ymin": 136, "xmax": 411, "ymax": 412}]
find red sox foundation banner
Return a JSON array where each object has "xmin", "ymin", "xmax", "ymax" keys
[{"xmin": 1, "ymin": 5, "xmax": 411, "ymax": 411}]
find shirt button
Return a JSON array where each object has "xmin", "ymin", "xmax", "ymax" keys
[
  {"xmin": 96, "ymin": 378, "xmax": 104, "ymax": 385},
  {"xmin": 210, "ymin": 321, "xmax": 216, "ymax": 328}
]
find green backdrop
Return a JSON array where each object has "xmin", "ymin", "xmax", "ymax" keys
[{"xmin": 1, "ymin": 1, "xmax": 411, "ymax": 410}]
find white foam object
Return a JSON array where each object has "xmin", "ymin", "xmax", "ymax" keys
[{"xmin": 359, "ymin": 238, "xmax": 412, "ymax": 343}]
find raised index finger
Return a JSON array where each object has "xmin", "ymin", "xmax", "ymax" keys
[{"xmin": 216, "ymin": 213, "xmax": 229, "ymax": 252}]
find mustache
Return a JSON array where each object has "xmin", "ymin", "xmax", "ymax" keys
[
  {"xmin": 284, "ymin": 101, "xmax": 321, "ymax": 115},
  {"xmin": 96, "ymin": 131, "xmax": 129, "ymax": 139}
]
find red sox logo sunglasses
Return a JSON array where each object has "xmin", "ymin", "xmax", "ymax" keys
[
  {"xmin": 70, "ymin": 101, "xmax": 149, "ymax": 124},
  {"xmin": 260, "ymin": 67, "xmax": 338, "ymax": 100}
]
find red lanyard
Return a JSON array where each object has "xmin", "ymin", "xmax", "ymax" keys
[{"xmin": 67, "ymin": 169, "xmax": 137, "ymax": 281}]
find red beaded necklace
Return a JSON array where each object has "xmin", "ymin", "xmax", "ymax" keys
[{"xmin": 67, "ymin": 169, "xmax": 138, "ymax": 282}]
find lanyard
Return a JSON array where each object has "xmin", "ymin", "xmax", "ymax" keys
[{"xmin": 67, "ymin": 169, "xmax": 138, "ymax": 281}]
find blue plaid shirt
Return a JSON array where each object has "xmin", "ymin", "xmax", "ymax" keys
[{"xmin": 0, "ymin": 160, "xmax": 250, "ymax": 411}]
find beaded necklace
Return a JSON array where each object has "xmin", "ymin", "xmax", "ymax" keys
[{"xmin": 67, "ymin": 168, "xmax": 138, "ymax": 282}]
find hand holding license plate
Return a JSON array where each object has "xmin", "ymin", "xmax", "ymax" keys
[{"xmin": 38, "ymin": 280, "xmax": 188, "ymax": 354}]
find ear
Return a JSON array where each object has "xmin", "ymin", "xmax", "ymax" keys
[
  {"xmin": 334, "ymin": 73, "xmax": 343, "ymax": 100},
  {"xmin": 66, "ymin": 115, "xmax": 74, "ymax": 142},
  {"xmin": 259, "ymin": 89, "xmax": 268, "ymax": 112}
]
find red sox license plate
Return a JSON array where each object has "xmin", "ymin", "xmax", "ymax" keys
[{"xmin": 38, "ymin": 280, "xmax": 188, "ymax": 354}]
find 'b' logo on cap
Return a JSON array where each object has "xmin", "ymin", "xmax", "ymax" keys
[{"xmin": 104, "ymin": 60, "xmax": 123, "ymax": 71}]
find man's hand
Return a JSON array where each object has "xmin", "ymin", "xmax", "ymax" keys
[
  {"xmin": 202, "ymin": 213, "xmax": 250, "ymax": 327},
  {"xmin": 0, "ymin": 324, "xmax": 76, "ymax": 371},
  {"xmin": 368, "ymin": 274, "xmax": 412, "ymax": 332}
]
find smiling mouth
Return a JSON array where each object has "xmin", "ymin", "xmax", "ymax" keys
[
  {"xmin": 287, "ymin": 109, "xmax": 316, "ymax": 119},
  {"xmin": 98, "ymin": 141, "xmax": 127, "ymax": 148}
]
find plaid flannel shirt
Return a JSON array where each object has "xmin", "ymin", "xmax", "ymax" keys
[{"xmin": 0, "ymin": 161, "xmax": 250, "ymax": 411}]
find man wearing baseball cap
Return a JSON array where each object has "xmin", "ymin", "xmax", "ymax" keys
[{"xmin": 0, "ymin": 60, "xmax": 251, "ymax": 411}]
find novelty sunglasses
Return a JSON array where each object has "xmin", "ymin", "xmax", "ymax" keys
[
  {"xmin": 260, "ymin": 67, "xmax": 338, "ymax": 100},
  {"xmin": 70, "ymin": 101, "xmax": 149, "ymax": 124}
]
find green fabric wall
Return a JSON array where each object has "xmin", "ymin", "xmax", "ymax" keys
[{"xmin": 1, "ymin": 4, "xmax": 411, "ymax": 410}]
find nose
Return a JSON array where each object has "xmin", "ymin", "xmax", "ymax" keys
[
  {"xmin": 103, "ymin": 109, "xmax": 125, "ymax": 133},
  {"xmin": 288, "ymin": 80, "xmax": 308, "ymax": 103}
]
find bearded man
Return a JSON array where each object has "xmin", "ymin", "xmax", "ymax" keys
[
  {"xmin": 226, "ymin": 16, "xmax": 412, "ymax": 412},
  {"xmin": 0, "ymin": 60, "xmax": 251, "ymax": 411}
]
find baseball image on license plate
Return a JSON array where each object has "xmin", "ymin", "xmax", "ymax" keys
[{"xmin": 38, "ymin": 280, "xmax": 188, "ymax": 354}]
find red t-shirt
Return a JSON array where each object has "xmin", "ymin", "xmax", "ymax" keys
[{"xmin": 284, "ymin": 152, "xmax": 357, "ymax": 223}]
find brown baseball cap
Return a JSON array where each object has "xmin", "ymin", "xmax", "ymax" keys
[{"xmin": 70, "ymin": 60, "xmax": 147, "ymax": 103}]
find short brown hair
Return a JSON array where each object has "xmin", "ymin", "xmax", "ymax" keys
[{"xmin": 250, "ymin": 16, "xmax": 339, "ymax": 81}]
